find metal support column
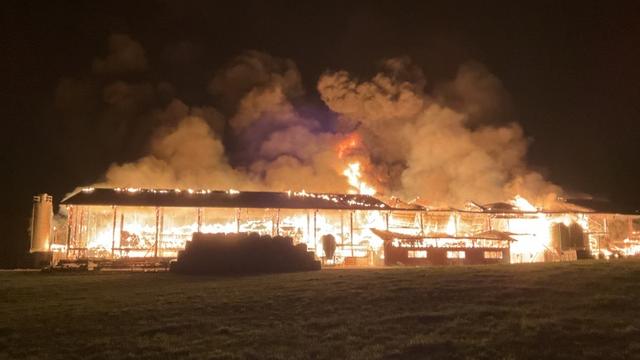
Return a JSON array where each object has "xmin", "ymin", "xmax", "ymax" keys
[
  {"xmin": 350, "ymin": 211, "xmax": 354, "ymax": 257},
  {"xmin": 385, "ymin": 211, "xmax": 389, "ymax": 231},
  {"xmin": 306, "ymin": 211, "xmax": 310, "ymax": 245},
  {"xmin": 78, "ymin": 207, "xmax": 85, "ymax": 257},
  {"xmin": 340, "ymin": 210, "xmax": 344, "ymax": 246},
  {"xmin": 119, "ymin": 213, "xmax": 124, "ymax": 257},
  {"xmin": 111, "ymin": 206, "xmax": 117, "ymax": 259},
  {"xmin": 313, "ymin": 210, "xmax": 317, "ymax": 253},
  {"xmin": 159, "ymin": 208, "xmax": 164, "ymax": 252},
  {"xmin": 236, "ymin": 208, "xmax": 241, "ymax": 233},
  {"xmin": 454, "ymin": 211, "xmax": 459, "ymax": 237},
  {"xmin": 154, "ymin": 207, "xmax": 160, "ymax": 258},
  {"xmin": 65, "ymin": 206, "xmax": 73, "ymax": 258},
  {"xmin": 197, "ymin": 208, "xmax": 202, "ymax": 233}
]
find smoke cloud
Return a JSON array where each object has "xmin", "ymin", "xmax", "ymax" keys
[
  {"xmin": 61, "ymin": 34, "xmax": 560, "ymax": 207},
  {"xmin": 102, "ymin": 115, "xmax": 247, "ymax": 189},
  {"xmin": 318, "ymin": 58, "xmax": 560, "ymax": 206},
  {"xmin": 92, "ymin": 34, "xmax": 148, "ymax": 74}
]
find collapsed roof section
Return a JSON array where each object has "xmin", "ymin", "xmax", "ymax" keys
[
  {"xmin": 61, "ymin": 187, "xmax": 413, "ymax": 211},
  {"xmin": 426, "ymin": 199, "xmax": 640, "ymax": 216}
]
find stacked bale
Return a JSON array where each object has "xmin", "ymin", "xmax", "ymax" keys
[{"xmin": 170, "ymin": 232, "xmax": 321, "ymax": 275}]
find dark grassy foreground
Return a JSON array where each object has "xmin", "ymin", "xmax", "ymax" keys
[{"xmin": 2, "ymin": 261, "xmax": 640, "ymax": 360}]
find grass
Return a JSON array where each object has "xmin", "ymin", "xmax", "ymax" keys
[{"xmin": 1, "ymin": 260, "xmax": 640, "ymax": 359}]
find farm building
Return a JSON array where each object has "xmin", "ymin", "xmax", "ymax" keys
[
  {"xmin": 43, "ymin": 187, "xmax": 420, "ymax": 266},
  {"xmin": 30, "ymin": 188, "xmax": 640, "ymax": 267}
]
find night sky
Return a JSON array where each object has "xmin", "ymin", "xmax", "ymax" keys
[{"xmin": 2, "ymin": 1, "xmax": 640, "ymax": 266}]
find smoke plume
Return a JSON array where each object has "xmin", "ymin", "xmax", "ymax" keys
[
  {"xmin": 318, "ymin": 58, "xmax": 560, "ymax": 206},
  {"xmin": 61, "ymin": 34, "xmax": 560, "ymax": 207}
]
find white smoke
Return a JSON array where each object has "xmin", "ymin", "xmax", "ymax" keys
[{"xmin": 318, "ymin": 58, "xmax": 561, "ymax": 206}]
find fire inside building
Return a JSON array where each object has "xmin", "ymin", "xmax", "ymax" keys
[{"xmin": 30, "ymin": 187, "xmax": 640, "ymax": 268}]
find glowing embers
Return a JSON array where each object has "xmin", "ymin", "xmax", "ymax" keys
[
  {"xmin": 590, "ymin": 215, "xmax": 640, "ymax": 258},
  {"xmin": 113, "ymin": 187, "xmax": 142, "ymax": 193},
  {"xmin": 288, "ymin": 189, "xmax": 386, "ymax": 209},
  {"xmin": 621, "ymin": 239, "xmax": 640, "ymax": 257}
]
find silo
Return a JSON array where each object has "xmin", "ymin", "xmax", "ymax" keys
[{"xmin": 30, "ymin": 194, "xmax": 53, "ymax": 253}]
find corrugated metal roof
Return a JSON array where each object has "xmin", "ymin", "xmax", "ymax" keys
[{"xmin": 61, "ymin": 187, "xmax": 406, "ymax": 211}]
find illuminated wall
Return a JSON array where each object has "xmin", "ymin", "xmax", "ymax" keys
[
  {"xmin": 55, "ymin": 204, "xmax": 640, "ymax": 264},
  {"xmin": 60, "ymin": 205, "xmax": 419, "ymax": 263}
]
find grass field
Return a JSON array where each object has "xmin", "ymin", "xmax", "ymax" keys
[{"xmin": 2, "ymin": 260, "xmax": 640, "ymax": 359}]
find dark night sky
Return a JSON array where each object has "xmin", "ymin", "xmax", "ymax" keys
[{"xmin": 2, "ymin": 1, "xmax": 640, "ymax": 265}]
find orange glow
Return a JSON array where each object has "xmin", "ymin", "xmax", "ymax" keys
[
  {"xmin": 445, "ymin": 213, "xmax": 456, "ymax": 235},
  {"xmin": 511, "ymin": 195, "xmax": 537, "ymax": 212},
  {"xmin": 343, "ymin": 162, "xmax": 376, "ymax": 196},
  {"xmin": 59, "ymin": 192, "xmax": 637, "ymax": 266},
  {"xmin": 337, "ymin": 133, "xmax": 361, "ymax": 159},
  {"xmin": 74, "ymin": 204, "xmax": 388, "ymax": 263}
]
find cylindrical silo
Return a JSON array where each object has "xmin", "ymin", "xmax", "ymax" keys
[{"xmin": 30, "ymin": 194, "xmax": 53, "ymax": 253}]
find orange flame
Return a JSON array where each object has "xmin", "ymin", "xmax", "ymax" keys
[
  {"xmin": 343, "ymin": 162, "xmax": 376, "ymax": 196},
  {"xmin": 511, "ymin": 195, "xmax": 537, "ymax": 212},
  {"xmin": 337, "ymin": 133, "xmax": 361, "ymax": 159}
]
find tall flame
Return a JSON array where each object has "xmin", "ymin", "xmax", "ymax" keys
[
  {"xmin": 445, "ymin": 213, "xmax": 456, "ymax": 235},
  {"xmin": 512, "ymin": 195, "xmax": 537, "ymax": 212},
  {"xmin": 337, "ymin": 133, "xmax": 376, "ymax": 196},
  {"xmin": 343, "ymin": 162, "xmax": 376, "ymax": 196}
]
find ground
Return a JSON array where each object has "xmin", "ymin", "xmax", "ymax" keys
[{"xmin": 1, "ymin": 260, "xmax": 640, "ymax": 360}]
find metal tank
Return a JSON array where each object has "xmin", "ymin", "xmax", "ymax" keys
[{"xmin": 30, "ymin": 194, "xmax": 53, "ymax": 253}]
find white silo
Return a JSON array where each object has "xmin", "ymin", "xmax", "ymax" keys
[{"xmin": 30, "ymin": 194, "xmax": 53, "ymax": 253}]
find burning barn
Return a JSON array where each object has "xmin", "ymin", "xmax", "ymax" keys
[
  {"xmin": 378, "ymin": 197, "xmax": 640, "ymax": 266},
  {"xmin": 30, "ymin": 187, "xmax": 640, "ymax": 268},
  {"xmin": 43, "ymin": 187, "xmax": 419, "ymax": 266}
]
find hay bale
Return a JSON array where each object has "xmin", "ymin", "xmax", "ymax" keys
[{"xmin": 170, "ymin": 232, "xmax": 320, "ymax": 275}]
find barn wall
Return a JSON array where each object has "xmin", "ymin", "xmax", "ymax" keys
[{"xmin": 384, "ymin": 245, "xmax": 510, "ymax": 266}]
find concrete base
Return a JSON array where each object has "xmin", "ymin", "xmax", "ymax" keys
[{"xmin": 28, "ymin": 251, "xmax": 53, "ymax": 268}]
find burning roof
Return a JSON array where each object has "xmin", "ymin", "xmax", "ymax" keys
[
  {"xmin": 450, "ymin": 198, "xmax": 640, "ymax": 216},
  {"xmin": 61, "ymin": 187, "xmax": 640, "ymax": 216},
  {"xmin": 61, "ymin": 187, "xmax": 403, "ymax": 211}
]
